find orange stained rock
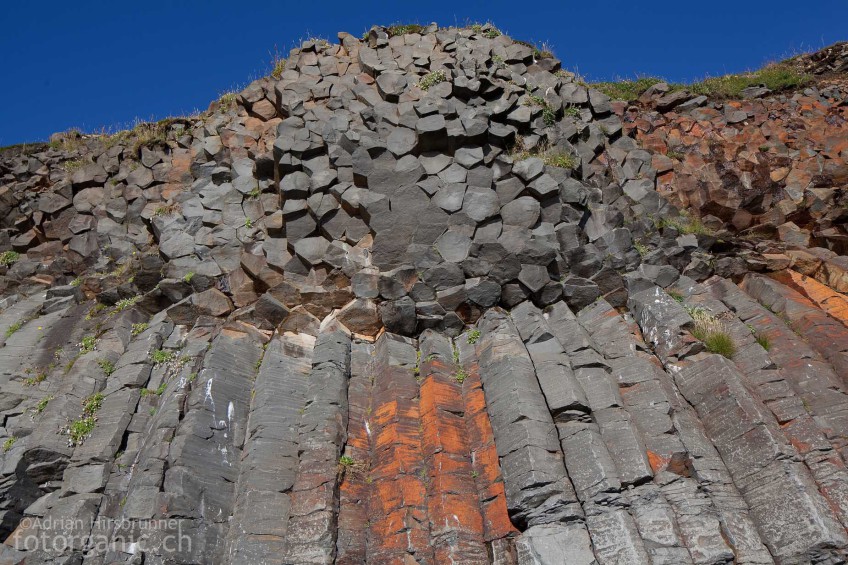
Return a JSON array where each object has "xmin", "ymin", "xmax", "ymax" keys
[
  {"xmin": 771, "ymin": 270, "xmax": 848, "ymax": 328},
  {"xmin": 647, "ymin": 450, "xmax": 671, "ymax": 473},
  {"xmin": 418, "ymin": 363, "xmax": 488, "ymax": 555},
  {"xmin": 461, "ymin": 361, "xmax": 518, "ymax": 541},
  {"xmin": 337, "ymin": 364, "xmax": 373, "ymax": 564},
  {"xmin": 642, "ymin": 137, "xmax": 667, "ymax": 153},
  {"xmin": 367, "ymin": 383, "xmax": 433, "ymax": 561}
]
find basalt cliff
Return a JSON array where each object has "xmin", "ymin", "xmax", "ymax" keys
[{"xmin": 1, "ymin": 24, "xmax": 848, "ymax": 565}]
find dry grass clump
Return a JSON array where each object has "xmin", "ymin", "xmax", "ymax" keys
[
  {"xmin": 509, "ymin": 136, "xmax": 577, "ymax": 169},
  {"xmin": 686, "ymin": 306, "xmax": 736, "ymax": 359}
]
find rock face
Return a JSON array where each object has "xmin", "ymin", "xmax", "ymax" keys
[
  {"xmin": 1, "ymin": 23, "xmax": 848, "ymax": 565},
  {"xmin": 621, "ymin": 70, "xmax": 848, "ymax": 257}
]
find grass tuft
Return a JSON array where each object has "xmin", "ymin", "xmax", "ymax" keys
[
  {"xmin": 218, "ymin": 92, "xmax": 238, "ymax": 110},
  {"xmin": 689, "ymin": 64, "xmax": 811, "ymax": 98},
  {"xmin": 687, "ymin": 307, "xmax": 736, "ymax": 359},
  {"xmin": 667, "ymin": 288, "xmax": 685, "ymax": 303},
  {"xmin": 269, "ymin": 47, "xmax": 287, "ymax": 79},
  {"xmin": 657, "ymin": 213, "xmax": 713, "ymax": 236},
  {"xmin": 62, "ymin": 159, "xmax": 87, "ymax": 173},
  {"xmin": 589, "ymin": 63, "xmax": 811, "ymax": 102},
  {"xmin": 386, "ymin": 23, "xmax": 425, "ymax": 37},
  {"xmin": 591, "ymin": 77, "xmax": 667, "ymax": 101},
  {"xmin": 154, "ymin": 203, "xmax": 181, "ymax": 217},
  {"xmin": 509, "ymin": 137, "xmax": 577, "ymax": 169},
  {"xmin": 6, "ymin": 319, "xmax": 24, "ymax": 338}
]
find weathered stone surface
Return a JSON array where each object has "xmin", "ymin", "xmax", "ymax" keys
[
  {"xmin": 4, "ymin": 25, "xmax": 848, "ymax": 565},
  {"xmin": 476, "ymin": 309, "xmax": 583, "ymax": 528}
]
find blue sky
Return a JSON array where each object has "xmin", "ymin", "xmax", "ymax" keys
[{"xmin": 2, "ymin": 1, "xmax": 845, "ymax": 145}]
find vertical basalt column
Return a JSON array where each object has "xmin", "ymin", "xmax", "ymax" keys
[
  {"xmin": 742, "ymin": 274, "xmax": 848, "ymax": 383},
  {"xmin": 161, "ymin": 323, "xmax": 264, "ymax": 563},
  {"xmin": 512, "ymin": 301, "xmax": 654, "ymax": 564},
  {"xmin": 418, "ymin": 330, "xmax": 490, "ymax": 564},
  {"xmin": 456, "ymin": 334, "xmax": 519, "ymax": 548},
  {"xmin": 694, "ymin": 276, "xmax": 848, "ymax": 531},
  {"xmin": 283, "ymin": 328, "xmax": 351, "ymax": 565},
  {"xmin": 475, "ymin": 309, "xmax": 583, "ymax": 528},
  {"xmin": 226, "ymin": 332, "xmax": 315, "ymax": 564},
  {"xmin": 365, "ymin": 333, "xmax": 435, "ymax": 564},
  {"xmin": 576, "ymin": 299, "xmax": 728, "ymax": 564},
  {"xmin": 336, "ymin": 339, "xmax": 374, "ymax": 564},
  {"xmin": 630, "ymin": 284, "xmax": 848, "ymax": 563}
]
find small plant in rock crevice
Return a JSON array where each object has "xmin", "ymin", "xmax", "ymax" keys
[
  {"xmin": 79, "ymin": 335, "xmax": 97, "ymax": 354},
  {"xmin": 112, "ymin": 296, "xmax": 141, "ymax": 314},
  {"xmin": 666, "ymin": 288, "xmax": 685, "ymax": 302},
  {"xmin": 524, "ymin": 93, "xmax": 556, "ymax": 126},
  {"xmin": 32, "ymin": 396, "xmax": 53, "ymax": 417},
  {"xmin": 98, "ymin": 359, "xmax": 115, "ymax": 376},
  {"xmin": 467, "ymin": 330, "xmax": 481, "ymax": 345},
  {"xmin": 509, "ymin": 137, "xmax": 578, "ymax": 169},
  {"xmin": 63, "ymin": 392, "xmax": 104, "ymax": 446},
  {"xmin": 6, "ymin": 319, "xmax": 25, "ymax": 338},
  {"xmin": 413, "ymin": 350, "xmax": 421, "ymax": 378},
  {"xmin": 686, "ymin": 306, "xmax": 736, "ymax": 359},
  {"xmin": 85, "ymin": 303, "xmax": 107, "ymax": 320},
  {"xmin": 450, "ymin": 340, "xmax": 468, "ymax": 384},
  {"xmin": 417, "ymin": 70, "xmax": 447, "ymax": 91},
  {"xmin": 454, "ymin": 367, "xmax": 468, "ymax": 384},
  {"xmin": 337, "ymin": 453, "xmax": 369, "ymax": 480},
  {"xmin": 131, "ymin": 322, "xmax": 149, "ymax": 337},
  {"xmin": 0, "ymin": 251, "xmax": 20, "ymax": 266},
  {"xmin": 23, "ymin": 365, "xmax": 51, "ymax": 386},
  {"xmin": 563, "ymin": 104, "xmax": 581, "ymax": 118},
  {"xmin": 3, "ymin": 437, "xmax": 16, "ymax": 452},
  {"xmin": 151, "ymin": 349, "xmax": 175, "ymax": 365}
]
